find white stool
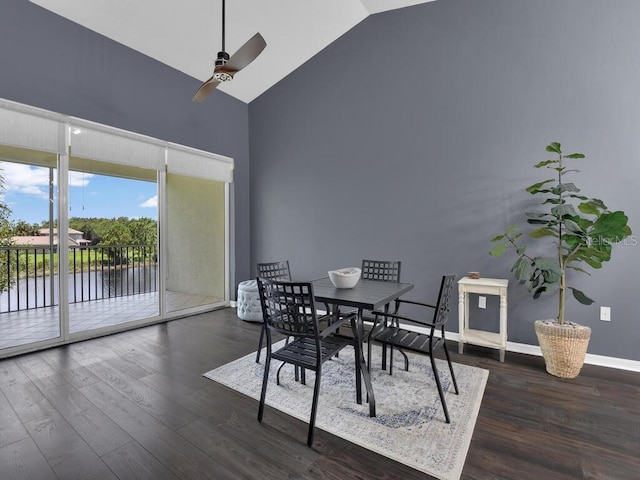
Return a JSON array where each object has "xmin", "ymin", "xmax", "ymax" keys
[{"xmin": 237, "ymin": 280, "xmax": 263, "ymax": 322}]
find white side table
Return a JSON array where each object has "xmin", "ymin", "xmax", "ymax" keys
[{"xmin": 458, "ymin": 276, "xmax": 508, "ymax": 362}]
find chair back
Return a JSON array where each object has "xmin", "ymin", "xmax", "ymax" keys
[
  {"xmin": 257, "ymin": 278, "xmax": 319, "ymax": 338},
  {"xmin": 257, "ymin": 261, "xmax": 291, "ymax": 281},
  {"xmin": 361, "ymin": 259, "xmax": 401, "ymax": 282},
  {"xmin": 433, "ymin": 275, "xmax": 456, "ymax": 327}
]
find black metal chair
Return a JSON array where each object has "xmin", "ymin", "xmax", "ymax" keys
[
  {"xmin": 361, "ymin": 259, "xmax": 401, "ymax": 283},
  {"xmin": 255, "ymin": 261, "xmax": 291, "ymax": 363},
  {"xmin": 370, "ymin": 275, "xmax": 459, "ymax": 423},
  {"xmin": 360, "ymin": 260, "xmax": 403, "ymax": 371},
  {"xmin": 256, "ymin": 278, "xmax": 356, "ymax": 447}
]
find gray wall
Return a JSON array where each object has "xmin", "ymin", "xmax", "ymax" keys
[
  {"xmin": 0, "ymin": 0, "xmax": 252, "ymax": 288},
  {"xmin": 249, "ymin": 0, "xmax": 640, "ymax": 360}
]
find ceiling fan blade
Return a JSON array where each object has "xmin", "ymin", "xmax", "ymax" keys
[
  {"xmin": 221, "ymin": 32, "xmax": 266, "ymax": 73},
  {"xmin": 192, "ymin": 76, "xmax": 222, "ymax": 103}
]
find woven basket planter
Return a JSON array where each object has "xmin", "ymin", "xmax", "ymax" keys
[{"xmin": 534, "ymin": 320, "xmax": 591, "ymax": 379}]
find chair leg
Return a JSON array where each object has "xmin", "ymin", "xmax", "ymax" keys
[
  {"xmin": 381, "ymin": 342, "xmax": 387, "ymax": 370},
  {"xmin": 389, "ymin": 346, "xmax": 394, "ymax": 376},
  {"xmin": 443, "ymin": 341, "xmax": 459, "ymax": 395},
  {"xmin": 255, "ymin": 322, "xmax": 266, "ymax": 363},
  {"xmin": 307, "ymin": 367, "xmax": 322, "ymax": 447},
  {"xmin": 399, "ymin": 348, "xmax": 410, "ymax": 371},
  {"xmin": 276, "ymin": 361, "xmax": 286, "ymax": 385},
  {"xmin": 429, "ymin": 353, "xmax": 451, "ymax": 423},
  {"xmin": 258, "ymin": 354, "xmax": 271, "ymax": 422}
]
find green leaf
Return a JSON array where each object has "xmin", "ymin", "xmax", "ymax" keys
[
  {"xmin": 526, "ymin": 212, "xmax": 551, "ymax": 218},
  {"xmin": 511, "ymin": 256, "xmax": 532, "ymax": 282},
  {"xmin": 534, "ymin": 256, "xmax": 560, "ymax": 272},
  {"xmin": 552, "ymin": 204, "xmax": 579, "ymax": 217},
  {"xmin": 504, "ymin": 224, "xmax": 519, "ymax": 235},
  {"xmin": 567, "ymin": 265, "xmax": 591, "ymax": 275},
  {"xmin": 563, "ymin": 235, "xmax": 581, "ymax": 249},
  {"xmin": 578, "ymin": 201, "xmax": 603, "ymax": 216},
  {"xmin": 527, "ymin": 218, "xmax": 554, "ymax": 225},
  {"xmin": 534, "ymin": 257, "xmax": 561, "ymax": 285},
  {"xmin": 530, "ymin": 227, "xmax": 556, "ymax": 238},
  {"xmin": 568, "ymin": 194, "xmax": 588, "ymax": 200},
  {"xmin": 490, "ymin": 234, "xmax": 504, "ymax": 242},
  {"xmin": 577, "ymin": 254, "xmax": 604, "ymax": 269},
  {"xmin": 546, "ymin": 142, "xmax": 562, "ymax": 154},
  {"xmin": 534, "ymin": 160, "xmax": 557, "ymax": 168},
  {"xmin": 592, "ymin": 198, "xmax": 608, "ymax": 210},
  {"xmin": 533, "ymin": 285, "xmax": 548, "ymax": 299},
  {"xmin": 564, "ymin": 153, "xmax": 585, "ymax": 159},
  {"xmin": 590, "ymin": 211, "xmax": 631, "ymax": 242},
  {"xmin": 569, "ymin": 287, "xmax": 594, "ymax": 305},
  {"xmin": 563, "ymin": 219, "xmax": 582, "ymax": 233},
  {"xmin": 583, "ymin": 246, "xmax": 610, "ymax": 260},
  {"xmin": 559, "ymin": 182, "xmax": 579, "ymax": 193},
  {"xmin": 526, "ymin": 179, "xmax": 555, "ymax": 193},
  {"xmin": 489, "ymin": 243, "xmax": 508, "ymax": 257},
  {"xmin": 575, "ymin": 216, "xmax": 596, "ymax": 230}
]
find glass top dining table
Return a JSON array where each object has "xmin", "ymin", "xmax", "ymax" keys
[{"xmin": 311, "ymin": 277, "xmax": 414, "ymax": 417}]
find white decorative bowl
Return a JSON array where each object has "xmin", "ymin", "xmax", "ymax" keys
[{"xmin": 328, "ymin": 267, "xmax": 362, "ymax": 289}]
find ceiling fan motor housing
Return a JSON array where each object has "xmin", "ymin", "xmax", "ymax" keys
[
  {"xmin": 213, "ymin": 51, "xmax": 233, "ymax": 82},
  {"xmin": 215, "ymin": 51, "xmax": 230, "ymax": 66}
]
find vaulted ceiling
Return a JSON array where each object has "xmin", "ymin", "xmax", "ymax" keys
[{"xmin": 30, "ymin": 0, "xmax": 435, "ymax": 103}]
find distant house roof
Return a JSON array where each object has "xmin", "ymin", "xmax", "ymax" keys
[
  {"xmin": 38, "ymin": 228, "xmax": 84, "ymax": 236},
  {"xmin": 10, "ymin": 236, "xmax": 91, "ymax": 247},
  {"xmin": 11, "ymin": 236, "xmax": 57, "ymax": 246},
  {"xmin": 12, "ymin": 228, "xmax": 91, "ymax": 247}
]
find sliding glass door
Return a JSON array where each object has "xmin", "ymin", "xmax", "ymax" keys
[
  {"xmin": 0, "ymin": 147, "xmax": 61, "ymax": 352},
  {"xmin": 67, "ymin": 157, "xmax": 159, "ymax": 335},
  {"xmin": 0, "ymin": 99, "xmax": 232, "ymax": 358},
  {"xmin": 165, "ymin": 173, "xmax": 226, "ymax": 313}
]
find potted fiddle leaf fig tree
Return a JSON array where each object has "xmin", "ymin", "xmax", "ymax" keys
[{"xmin": 490, "ymin": 142, "xmax": 631, "ymax": 378}]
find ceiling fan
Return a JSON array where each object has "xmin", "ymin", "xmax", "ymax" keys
[{"xmin": 193, "ymin": 0, "xmax": 266, "ymax": 103}]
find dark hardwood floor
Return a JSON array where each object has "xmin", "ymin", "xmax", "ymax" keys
[{"xmin": 1, "ymin": 308, "xmax": 638, "ymax": 479}]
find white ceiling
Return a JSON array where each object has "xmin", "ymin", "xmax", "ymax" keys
[{"xmin": 30, "ymin": 0, "xmax": 435, "ymax": 103}]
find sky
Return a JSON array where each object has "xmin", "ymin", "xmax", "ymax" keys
[{"xmin": 0, "ymin": 161, "xmax": 157, "ymax": 224}]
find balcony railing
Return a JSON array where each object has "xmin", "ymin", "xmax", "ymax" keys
[{"xmin": 0, "ymin": 244, "xmax": 158, "ymax": 313}]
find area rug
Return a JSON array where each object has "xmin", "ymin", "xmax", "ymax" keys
[{"xmin": 204, "ymin": 342, "xmax": 488, "ymax": 480}]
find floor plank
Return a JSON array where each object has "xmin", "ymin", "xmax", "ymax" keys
[
  {"xmin": 0, "ymin": 437, "xmax": 57, "ymax": 480},
  {"xmin": 102, "ymin": 441, "xmax": 180, "ymax": 480}
]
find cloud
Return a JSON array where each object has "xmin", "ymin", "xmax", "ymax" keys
[
  {"xmin": 1, "ymin": 162, "xmax": 51, "ymax": 199},
  {"xmin": 0, "ymin": 161, "xmax": 93, "ymax": 198},
  {"xmin": 140, "ymin": 195, "xmax": 157, "ymax": 208},
  {"xmin": 69, "ymin": 171, "xmax": 93, "ymax": 187}
]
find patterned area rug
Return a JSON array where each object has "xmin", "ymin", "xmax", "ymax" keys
[{"xmin": 204, "ymin": 342, "xmax": 488, "ymax": 480}]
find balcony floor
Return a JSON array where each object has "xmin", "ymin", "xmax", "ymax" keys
[{"xmin": 0, "ymin": 290, "xmax": 219, "ymax": 351}]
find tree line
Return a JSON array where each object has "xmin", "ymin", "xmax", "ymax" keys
[{"xmin": 11, "ymin": 217, "xmax": 158, "ymax": 247}]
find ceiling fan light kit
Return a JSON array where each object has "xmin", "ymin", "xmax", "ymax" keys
[{"xmin": 193, "ymin": 0, "xmax": 266, "ymax": 103}]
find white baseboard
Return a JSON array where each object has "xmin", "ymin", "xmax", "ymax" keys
[{"xmin": 443, "ymin": 331, "xmax": 640, "ymax": 373}]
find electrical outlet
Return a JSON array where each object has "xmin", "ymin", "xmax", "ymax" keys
[
  {"xmin": 478, "ymin": 296, "xmax": 486, "ymax": 309},
  {"xmin": 600, "ymin": 306, "xmax": 611, "ymax": 322}
]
